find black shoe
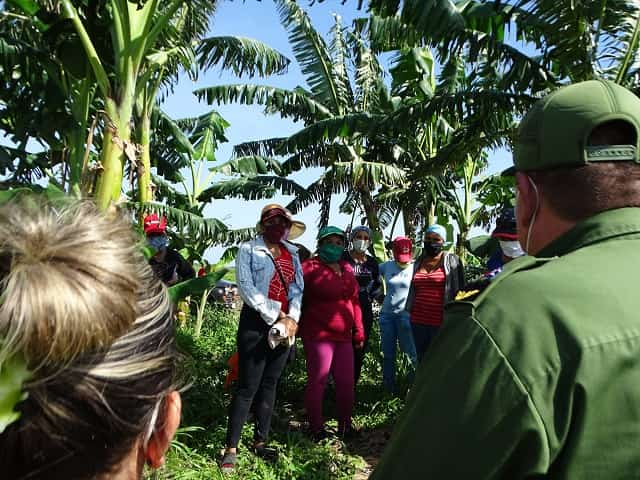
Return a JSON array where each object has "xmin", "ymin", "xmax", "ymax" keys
[
  {"xmin": 253, "ymin": 443, "xmax": 278, "ymax": 462},
  {"xmin": 311, "ymin": 427, "xmax": 330, "ymax": 443},
  {"xmin": 337, "ymin": 426, "xmax": 361, "ymax": 441}
]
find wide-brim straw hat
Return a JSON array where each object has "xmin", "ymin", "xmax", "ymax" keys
[{"xmin": 256, "ymin": 203, "xmax": 306, "ymax": 241}]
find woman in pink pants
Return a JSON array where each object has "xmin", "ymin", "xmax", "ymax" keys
[{"xmin": 299, "ymin": 226, "xmax": 364, "ymax": 440}]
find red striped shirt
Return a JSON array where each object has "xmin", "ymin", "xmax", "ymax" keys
[
  {"xmin": 410, "ymin": 267, "xmax": 446, "ymax": 326},
  {"xmin": 268, "ymin": 246, "xmax": 295, "ymax": 314}
]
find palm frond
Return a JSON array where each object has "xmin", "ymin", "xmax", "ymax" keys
[
  {"xmin": 275, "ymin": 0, "xmax": 342, "ymax": 112},
  {"xmin": 197, "ymin": 175, "xmax": 308, "ymax": 203},
  {"xmin": 194, "ymin": 84, "xmax": 333, "ymax": 123},
  {"xmin": 350, "ymin": 23, "xmax": 387, "ymax": 112},
  {"xmin": 132, "ymin": 201, "xmax": 231, "ymax": 243},
  {"xmin": 332, "ymin": 159, "xmax": 407, "ymax": 189},
  {"xmin": 212, "ymin": 155, "xmax": 283, "ymax": 177},
  {"xmin": 329, "ymin": 13, "xmax": 355, "ymax": 113},
  {"xmin": 197, "ymin": 36, "xmax": 290, "ymax": 77},
  {"xmin": 233, "ymin": 137, "xmax": 288, "ymax": 158}
]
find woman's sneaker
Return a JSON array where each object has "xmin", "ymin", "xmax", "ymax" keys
[{"xmin": 220, "ymin": 451, "xmax": 237, "ymax": 474}]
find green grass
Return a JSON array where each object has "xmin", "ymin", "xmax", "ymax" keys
[{"xmin": 149, "ymin": 306, "xmax": 412, "ymax": 479}]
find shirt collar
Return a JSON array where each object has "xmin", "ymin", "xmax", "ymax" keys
[
  {"xmin": 537, "ymin": 207, "xmax": 640, "ymax": 257},
  {"xmin": 255, "ymin": 236, "xmax": 299, "ymax": 255}
]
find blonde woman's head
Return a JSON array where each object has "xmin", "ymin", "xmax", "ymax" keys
[{"xmin": 0, "ymin": 200, "xmax": 181, "ymax": 479}]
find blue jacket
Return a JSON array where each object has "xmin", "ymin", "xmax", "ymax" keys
[{"xmin": 236, "ymin": 236, "xmax": 304, "ymax": 325}]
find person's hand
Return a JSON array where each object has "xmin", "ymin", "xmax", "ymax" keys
[
  {"xmin": 277, "ymin": 316, "xmax": 298, "ymax": 337},
  {"xmin": 354, "ymin": 340, "xmax": 364, "ymax": 350}
]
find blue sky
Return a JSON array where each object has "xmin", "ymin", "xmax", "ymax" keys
[
  {"xmin": 161, "ymin": 1, "xmax": 365, "ymax": 259},
  {"xmin": 161, "ymin": 0, "xmax": 514, "ymax": 261}
]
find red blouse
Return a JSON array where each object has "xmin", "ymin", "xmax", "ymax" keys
[
  {"xmin": 267, "ymin": 246, "xmax": 295, "ymax": 314},
  {"xmin": 410, "ymin": 266, "xmax": 446, "ymax": 326}
]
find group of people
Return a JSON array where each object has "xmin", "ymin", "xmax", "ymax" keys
[
  {"xmin": 219, "ymin": 201, "xmax": 524, "ymax": 471},
  {"xmin": 3, "ymin": 78, "xmax": 640, "ymax": 480}
]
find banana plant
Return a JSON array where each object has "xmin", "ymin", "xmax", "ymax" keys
[
  {"xmin": 1, "ymin": 2, "xmax": 98, "ymax": 194},
  {"xmin": 195, "ymin": 0, "xmax": 403, "ymax": 230}
]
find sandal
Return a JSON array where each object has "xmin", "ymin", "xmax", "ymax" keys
[{"xmin": 220, "ymin": 451, "xmax": 237, "ymax": 474}]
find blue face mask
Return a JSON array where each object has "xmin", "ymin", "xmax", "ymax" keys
[{"xmin": 148, "ymin": 235, "xmax": 168, "ymax": 251}]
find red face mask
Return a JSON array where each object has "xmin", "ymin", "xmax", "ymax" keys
[{"xmin": 263, "ymin": 224, "xmax": 289, "ymax": 243}]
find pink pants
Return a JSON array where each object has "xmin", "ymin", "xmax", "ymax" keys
[{"xmin": 303, "ymin": 339, "xmax": 355, "ymax": 433}]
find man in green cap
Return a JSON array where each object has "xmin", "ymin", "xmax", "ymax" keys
[{"xmin": 371, "ymin": 79, "xmax": 640, "ymax": 479}]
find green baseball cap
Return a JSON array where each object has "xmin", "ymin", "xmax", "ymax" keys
[
  {"xmin": 317, "ymin": 225, "xmax": 345, "ymax": 240},
  {"xmin": 504, "ymin": 79, "xmax": 640, "ymax": 175}
]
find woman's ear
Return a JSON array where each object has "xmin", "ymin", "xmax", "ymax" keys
[{"xmin": 144, "ymin": 391, "xmax": 182, "ymax": 469}]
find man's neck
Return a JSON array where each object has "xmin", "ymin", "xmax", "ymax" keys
[{"xmin": 526, "ymin": 206, "xmax": 577, "ymax": 255}]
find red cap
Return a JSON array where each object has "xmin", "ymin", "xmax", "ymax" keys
[
  {"xmin": 392, "ymin": 236, "xmax": 413, "ymax": 263},
  {"xmin": 143, "ymin": 213, "xmax": 167, "ymax": 235}
]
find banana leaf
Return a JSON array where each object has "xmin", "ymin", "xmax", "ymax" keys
[
  {"xmin": 466, "ymin": 235, "xmax": 499, "ymax": 258},
  {"xmin": 371, "ymin": 229, "xmax": 387, "ymax": 263},
  {"xmin": 168, "ymin": 269, "xmax": 229, "ymax": 303}
]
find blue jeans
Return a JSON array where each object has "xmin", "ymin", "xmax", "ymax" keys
[
  {"xmin": 411, "ymin": 323, "xmax": 441, "ymax": 364},
  {"xmin": 379, "ymin": 311, "xmax": 418, "ymax": 392}
]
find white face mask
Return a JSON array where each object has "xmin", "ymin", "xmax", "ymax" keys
[
  {"xmin": 351, "ymin": 238, "xmax": 369, "ymax": 252},
  {"xmin": 352, "ymin": 239, "xmax": 369, "ymax": 253},
  {"xmin": 499, "ymin": 240, "xmax": 525, "ymax": 258}
]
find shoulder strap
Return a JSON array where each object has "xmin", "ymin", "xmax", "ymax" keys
[{"xmin": 268, "ymin": 251, "xmax": 289, "ymax": 296}]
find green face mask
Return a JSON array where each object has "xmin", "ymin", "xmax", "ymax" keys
[{"xmin": 318, "ymin": 243, "xmax": 343, "ymax": 263}]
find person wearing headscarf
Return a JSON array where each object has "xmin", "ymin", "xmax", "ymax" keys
[
  {"xmin": 405, "ymin": 224, "xmax": 465, "ymax": 362},
  {"xmin": 300, "ymin": 226, "xmax": 364, "ymax": 440},
  {"xmin": 221, "ymin": 204, "xmax": 305, "ymax": 472},
  {"xmin": 342, "ymin": 225, "xmax": 382, "ymax": 383}
]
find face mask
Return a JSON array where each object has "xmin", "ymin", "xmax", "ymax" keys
[
  {"xmin": 318, "ymin": 243, "xmax": 343, "ymax": 263},
  {"xmin": 352, "ymin": 239, "xmax": 369, "ymax": 253},
  {"xmin": 499, "ymin": 240, "xmax": 525, "ymax": 258},
  {"xmin": 263, "ymin": 224, "xmax": 288, "ymax": 243},
  {"xmin": 148, "ymin": 235, "xmax": 168, "ymax": 251},
  {"xmin": 423, "ymin": 242, "xmax": 443, "ymax": 257}
]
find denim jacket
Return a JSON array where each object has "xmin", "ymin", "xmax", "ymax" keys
[{"xmin": 236, "ymin": 236, "xmax": 304, "ymax": 325}]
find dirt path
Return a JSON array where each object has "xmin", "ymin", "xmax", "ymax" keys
[{"xmin": 349, "ymin": 427, "xmax": 391, "ymax": 479}]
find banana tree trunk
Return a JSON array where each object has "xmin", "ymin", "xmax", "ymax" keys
[
  {"xmin": 95, "ymin": 95, "xmax": 134, "ymax": 210},
  {"xmin": 138, "ymin": 113, "xmax": 153, "ymax": 204},
  {"xmin": 360, "ymin": 189, "xmax": 380, "ymax": 231},
  {"xmin": 67, "ymin": 129, "xmax": 86, "ymax": 195},
  {"xmin": 403, "ymin": 209, "xmax": 417, "ymax": 244},
  {"xmin": 194, "ymin": 289, "xmax": 210, "ymax": 338}
]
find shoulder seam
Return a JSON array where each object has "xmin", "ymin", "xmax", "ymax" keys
[{"xmin": 470, "ymin": 313, "xmax": 552, "ymax": 453}]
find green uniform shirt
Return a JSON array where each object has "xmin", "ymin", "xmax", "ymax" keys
[{"xmin": 372, "ymin": 208, "xmax": 640, "ymax": 479}]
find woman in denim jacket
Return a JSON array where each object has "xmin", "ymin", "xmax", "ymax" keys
[{"xmin": 221, "ymin": 204, "xmax": 305, "ymax": 472}]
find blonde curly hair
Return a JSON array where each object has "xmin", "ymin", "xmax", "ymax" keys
[{"xmin": 0, "ymin": 200, "xmax": 179, "ymax": 479}]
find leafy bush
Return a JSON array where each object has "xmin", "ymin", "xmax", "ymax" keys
[{"xmin": 148, "ymin": 305, "xmax": 412, "ymax": 479}]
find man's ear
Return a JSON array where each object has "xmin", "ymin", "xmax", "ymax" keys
[
  {"xmin": 515, "ymin": 172, "xmax": 538, "ymax": 249},
  {"xmin": 145, "ymin": 391, "xmax": 182, "ymax": 469}
]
